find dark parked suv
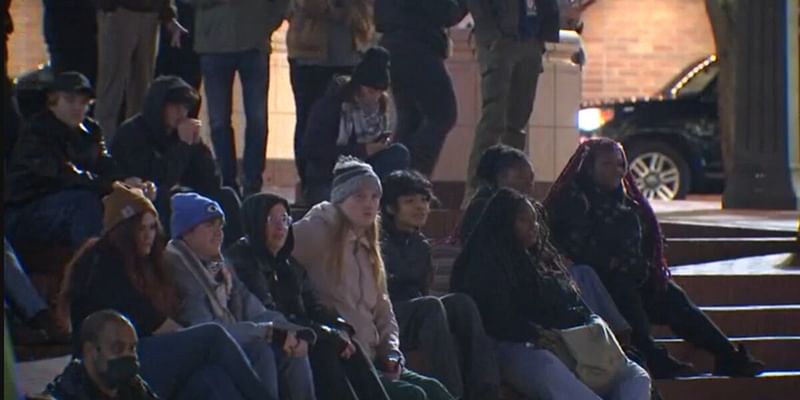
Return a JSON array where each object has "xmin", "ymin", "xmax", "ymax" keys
[{"xmin": 578, "ymin": 55, "xmax": 721, "ymax": 200}]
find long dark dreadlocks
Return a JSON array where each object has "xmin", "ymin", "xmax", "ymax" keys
[
  {"xmin": 543, "ymin": 138, "xmax": 671, "ymax": 287},
  {"xmin": 451, "ymin": 188, "xmax": 575, "ymax": 292}
]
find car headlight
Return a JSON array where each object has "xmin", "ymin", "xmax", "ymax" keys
[{"xmin": 578, "ymin": 107, "xmax": 615, "ymax": 132}]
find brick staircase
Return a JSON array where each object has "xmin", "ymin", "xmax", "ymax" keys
[{"xmin": 423, "ymin": 203, "xmax": 800, "ymax": 400}]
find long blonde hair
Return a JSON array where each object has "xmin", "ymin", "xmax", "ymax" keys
[{"xmin": 329, "ymin": 206, "xmax": 387, "ymax": 292}]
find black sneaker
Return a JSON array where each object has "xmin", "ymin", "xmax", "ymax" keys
[
  {"xmin": 714, "ymin": 344, "xmax": 765, "ymax": 377},
  {"xmin": 648, "ymin": 351, "xmax": 696, "ymax": 379}
]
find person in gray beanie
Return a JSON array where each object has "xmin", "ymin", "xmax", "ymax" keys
[
  {"xmin": 301, "ymin": 48, "xmax": 410, "ymax": 206},
  {"xmin": 293, "ymin": 157, "xmax": 455, "ymax": 400}
]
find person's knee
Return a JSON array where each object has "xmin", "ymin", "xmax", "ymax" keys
[
  {"xmin": 384, "ymin": 144, "xmax": 411, "ymax": 168},
  {"xmin": 415, "ymin": 296, "xmax": 447, "ymax": 318},
  {"xmin": 442, "ymin": 293, "xmax": 480, "ymax": 319}
]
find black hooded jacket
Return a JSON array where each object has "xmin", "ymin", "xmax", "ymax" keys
[
  {"xmin": 111, "ymin": 76, "xmax": 221, "ymax": 199},
  {"xmin": 451, "ymin": 189, "xmax": 591, "ymax": 343},
  {"xmin": 5, "ymin": 110, "xmax": 116, "ymax": 205},
  {"xmin": 380, "ymin": 217, "xmax": 434, "ymax": 303},
  {"xmin": 225, "ymin": 193, "xmax": 353, "ymax": 335},
  {"xmin": 44, "ymin": 359, "xmax": 158, "ymax": 400}
]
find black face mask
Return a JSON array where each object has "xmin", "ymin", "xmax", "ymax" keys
[{"xmin": 99, "ymin": 355, "xmax": 140, "ymax": 389}]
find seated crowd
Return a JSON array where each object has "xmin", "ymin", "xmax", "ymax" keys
[{"xmin": 5, "ymin": 67, "xmax": 764, "ymax": 400}]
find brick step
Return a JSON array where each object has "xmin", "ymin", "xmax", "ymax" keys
[
  {"xmin": 664, "ymin": 237, "xmax": 799, "ymax": 266},
  {"xmin": 653, "ymin": 305, "xmax": 800, "ymax": 338},
  {"xmin": 660, "ymin": 222, "xmax": 798, "ymax": 238},
  {"xmin": 658, "ymin": 336, "xmax": 800, "ymax": 372},
  {"xmin": 655, "ymin": 371, "xmax": 800, "ymax": 400},
  {"xmin": 671, "ymin": 271, "xmax": 800, "ymax": 306}
]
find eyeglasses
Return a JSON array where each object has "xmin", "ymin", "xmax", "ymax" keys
[{"xmin": 267, "ymin": 214, "xmax": 293, "ymax": 227}]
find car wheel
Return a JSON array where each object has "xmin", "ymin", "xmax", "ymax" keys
[{"xmin": 626, "ymin": 141, "xmax": 691, "ymax": 200}]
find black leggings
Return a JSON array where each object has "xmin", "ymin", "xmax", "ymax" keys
[{"xmin": 606, "ymin": 278, "xmax": 736, "ymax": 360}]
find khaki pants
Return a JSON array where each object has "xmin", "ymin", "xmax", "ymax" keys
[
  {"xmin": 95, "ymin": 8, "xmax": 159, "ymax": 142},
  {"xmin": 464, "ymin": 38, "xmax": 544, "ymax": 202}
]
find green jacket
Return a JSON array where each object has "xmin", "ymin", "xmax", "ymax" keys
[{"xmin": 192, "ymin": 0, "xmax": 289, "ymax": 54}]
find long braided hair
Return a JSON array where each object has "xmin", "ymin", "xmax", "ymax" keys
[{"xmin": 544, "ymin": 138, "xmax": 671, "ymax": 287}]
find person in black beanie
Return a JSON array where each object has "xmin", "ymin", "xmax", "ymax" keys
[
  {"xmin": 375, "ymin": 0, "xmax": 468, "ymax": 176},
  {"xmin": 302, "ymin": 47, "xmax": 410, "ymax": 206}
]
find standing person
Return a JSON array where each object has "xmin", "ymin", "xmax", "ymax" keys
[
  {"xmin": 375, "ymin": 0, "xmax": 468, "ymax": 176},
  {"xmin": 165, "ymin": 192, "xmax": 317, "ymax": 400},
  {"xmin": 452, "ymin": 188, "xmax": 651, "ymax": 400},
  {"xmin": 194, "ymin": 0, "xmax": 290, "ymax": 197},
  {"xmin": 544, "ymin": 138, "xmax": 765, "ymax": 378},
  {"xmin": 380, "ymin": 170, "xmax": 501, "ymax": 400},
  {"xmin": 463, "ymin": 0, "xmax": 560, "ymax": 205},
  {"xmin": 155, "ymin": 0, "xmax": 201, "ymax": 95},
  {"xmin": 43, "ymin": 0, "xmax": 98, "ymax": 84},
  {"xmin": 63, "ymin": 183, "xmax": 279, "ymax": 400},
  {"xmin": 303, "ymin": 48, "xmax": 410, "ymax": 205},
  {"xmin": 293, "ymin": 157, "xmax": 454, "ymax": 400},
  {"xmin": 227, "ymin": 192, "xmax": 391, "ymax": 400},
  {"xmin": 286, "ymin": 0, "xmax": 373, "ymax": 192},
  {"xmin": 112, "ymin": 75, "xmax": 243, "ymax": 245},
  {"xmin": 93, "ymin": 0, "xmax": 187, "ymax": 142}
]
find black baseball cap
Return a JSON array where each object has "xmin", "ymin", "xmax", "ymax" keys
[{"xmin": 48, "ymin": 72, "xmax": 95, "ymax": 98}]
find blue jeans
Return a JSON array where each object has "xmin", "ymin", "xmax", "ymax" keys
[
  {"xmin": 201, "ymin": 49, "xmax": 269, "ymax": 192},
  {"xmin": 569, "ymin": 264, "xmax": 631, "ymax": 335},
  {"xmin": 240, "ymin": 340, "xmax": 316, "ymax": 400},
  {"xmin": 494, "ymin": 341, "xmax": 651, "ymax": 400},
  {"xmin": 4, "ymin": 190, "xmax": 103, "ymax": 248},
  {"xmin": 138, "ymin": 323, "xmax": 276, "ymax": 400},
  {"xmin": 4, "ymin": 238, "xmax": 47, "ymax": 320}
]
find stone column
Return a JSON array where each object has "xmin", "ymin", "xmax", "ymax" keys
[{"xmin": 722, "ymin": 0, "xmax": 800, "ymax": 209}]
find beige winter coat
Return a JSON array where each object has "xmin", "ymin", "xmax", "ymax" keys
[{"xmin": 292, "ymin": 202, "xmax": 400, "ymax": 361}]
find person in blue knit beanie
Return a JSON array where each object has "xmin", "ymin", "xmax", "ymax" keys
[{"xmin": 166, "ymin": 191, "xmax": 318, "ymax": 400}]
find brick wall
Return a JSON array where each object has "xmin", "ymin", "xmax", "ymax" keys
[
  {"xmin": 580, "ymin": 0, "xmax": 715, "ymax": 101},
  {"xmin": 8, "ymin": 1, "xmax": 47, "ymax": 78}
]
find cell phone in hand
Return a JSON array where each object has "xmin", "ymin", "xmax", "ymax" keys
[
  {"xmin": 385, "ymin": 354, "xmax": 401, "ymax": 371},
  {"xmin": 375, "ymin": 132, "xmax": 392, "ymax": 143}
]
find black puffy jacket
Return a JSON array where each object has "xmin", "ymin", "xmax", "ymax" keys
[{"xmin": 380, "ymin": 219, "xmax": 434, "ymax": 303}]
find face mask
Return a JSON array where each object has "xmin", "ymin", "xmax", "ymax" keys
[{"xmin": 99, "ymin": 355, "xmax": 140, "ymax": 389}]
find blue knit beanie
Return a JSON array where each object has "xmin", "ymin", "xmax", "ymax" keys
[
  {"xmin": 170, "ymin": 192, "xmax": 225, "ymax": 239},
  {"xmin": 330, "ymin": 156, "xmax": 382, "ymax": 204}
]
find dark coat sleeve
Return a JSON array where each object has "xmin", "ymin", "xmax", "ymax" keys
[
  {"xmin": 111, "ymin": 119, "xmax": 194, "ymax": 191},
  {"xmin": 460, "ymin": 251, "xmax": 539, "ymax": 342}
]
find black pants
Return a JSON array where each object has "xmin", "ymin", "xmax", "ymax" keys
[
  {"xmin": 43, "ymin": 0, "xmax": 98, "ymax": 84},
  {"xmin": 289, "ymin": 61, "xmax": 354, "ymax": 184},
  {"xmin": 156, "ymin": 1, "xmax": 202, "ymax": 109},
  {"xmin": 381, "ymin": 37, "xmax": 457, "ymax": 176},
  {"xmin": 395, "ymin": 294, "xmax": 501, "ymax": 400},
  {"xmin": 309, "ymin": 334, "xmax": 390, "ymax": 400},
  {"xmin": 607, "ymin": 278, "xmax": 735, "ymax": 363}
]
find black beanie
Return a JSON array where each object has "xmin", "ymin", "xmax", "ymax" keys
[{"xmin": 352, "ymin": 47, "xmax": 391, "ymax": 90}]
